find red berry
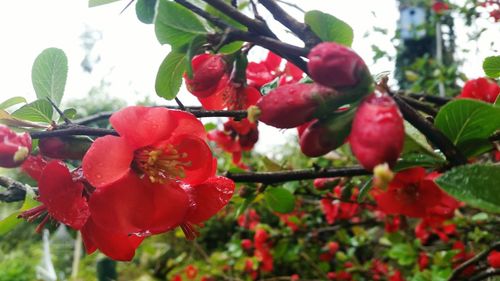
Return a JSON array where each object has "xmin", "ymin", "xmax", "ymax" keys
[
  {"xmin": 349, "ymin": 93, "xmax": 404, "ymax": 171},
  {"xmin": 184, "ymin": 54, "xmax": 227, "ymax": 98},
  {"xmin": 308, "ymin": 42, "xmax": 369, "ymax": 89},
  {"xmin": 257, "ymin": 83, "xmax": 337, "ymax": 128}
]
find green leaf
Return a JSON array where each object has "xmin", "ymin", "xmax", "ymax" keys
[
  {"xmin": 155, "ymin": 52, "xmax": 186, "ymax": 100},
  {"xmin": 357, "ymin": 177, "xmax": 373, "ymax": 203},
  {"xmin": 154, "ymin": 0, "xmax": 207, "ymax": 49},
  {"xmin": 89, "ymin": 0, "xmax": 121, "ymax": 7},
  {"xmin": 0, "ymin": 109, "xmax": 46, "ymax": 128},
  {"xmin": 483, "ymin": 55, "xmax": 500, "ymax": 78},
  {"xmin": 0, "ymin": 187, "xmax": 39, "ymax": 236},
  {"xmin": 58, "ymin": 108, "xmax": 77, "ymax": 122},
  {"xmin": 403, "ymin": 121, "xmax": 438, "ymax": 157},
  {"xmin": 31, "ymin": 48, "xmax": 68, "ymax": 106},
  {"xmin": 304, "ymin": 10, "xmax": 354, "ymax": 46},
  {"xmin": 395, "ymin": 153, "xmax": 446, "ymax": 171},
  {"xmin": 388, "ymin": 243, "xmax": 416, "ymax": 266},
  {"xmin": 235, "ymin": 195, "xmax": 256, "ymax": 217},
  {"xmin": 136, "ymin": 0, "xmax": 157, "ymax": 24},
  {"xmin": 434, "ymin": 99, "xmax": 500, "ymax": 157},
  {"xmin": 264, "ymin": 187, "xmax": 295, "ymax": 214},
  {"xmin": 12, "ymin": 99, "xmax": 53, "ymax": 123},
  {"xmin": 0, "ymin": 97, "xmax": 27, "ymax": 110},
  {"xmin": 435, "ymin": 164, "xmax": 500, "ymax": 213}
]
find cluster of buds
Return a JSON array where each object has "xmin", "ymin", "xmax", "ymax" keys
[{"xmin": 255, "ymin": 42, "xmax": 404, "ymax": 170}]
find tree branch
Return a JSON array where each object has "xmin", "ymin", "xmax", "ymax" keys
[
  {"xmin": 407, "ymin": 92, "xmax": 452, "ymax": 106},
  {"xmin": 469, "ymin": 268, "xmax": 500, "ymax": 281},
  {"xmin": 225, "ymin": 166, "xmax": 369, "ymax": 184},
  {"xmin": 175, "ymin": 0, "xmax": 309, "ymax": 72},
  {"xmin": 257, "ymin": 0, "xmax": 322, "ymax": 48},
  {"xmin": 448, "ymin": 241, "xmax": 500, "ymax": 281},
  {"xmin": 391, "ymin": 94, "xmax": 468, "ymax": 166},
  {"xmin": 74, "ymin": 108, "xmax": 248, "ymax": 125},
  {"xmin": 0, "ymin": 176, "xmax": 28, "ymax": 202}
]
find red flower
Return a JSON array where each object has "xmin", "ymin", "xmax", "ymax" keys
[
  {"xmin": 458, "ymin": 77, "xmax": 500, "ymax": 103},
  {"xmin": 19, "ymin": 161, "xmax": 90, "ymax": 230},
  {"xmin": 314, "ymin": 177, "xmax": 341, "ymax": 191},
  {"xmin": 83, "ymin": 106, "xmax": 213, "ymax": 187},
  {"xmin": 241, "ymin": 239, "xmax": 253, "ymax": 251},
  {"xmin": 21, "ymin": 154, "xmax": 49, "ymax": 181},
  {"xmin": 488, "ymin": 250, "xmax": 500, "ymax": 268},
  {"xmin": 185, "ymin": 264, "xmax": 198, "ymax": 279},
  {"xmin": 0, "ymin": 125, "xmax": 31, "ymax": 168},
  {"xmin": 246, "ymin": 51, "xmax": 303, "ymax": 89},
  {"xmin": 389, "ymin": 270, "xmax": 405, "ymax": 281},
  {"xmin": 197, "ymin": 81, "xmax": 261, "ymax": 111},
  {"xmin": 185, "ymin": 54, "xmax": 227, "ymax": 98},
  {"xmin": 208, "ymin": 118, "xmax": 259, "ymax": 168},
  {"xmin": 320, "ymin": 198, "xmax": 359, "ymax": 224},
  {"xmin": 372, "ymin": 167, "xmax": 443, "ymax": 218},
  {"xmin": 19, "ymin": 161, "xmax": 143, "ymax": 261},
  {"xmin": 238, "ymin": 209, "xmax": 260, "ymax": 230},
  {"xmin": 418, "ymin": 252, "xmax": 430, "ymax": 271}
]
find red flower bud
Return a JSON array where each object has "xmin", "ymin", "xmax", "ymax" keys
[
  {"xmin": 313, "ymin": 177, "xmax": 341, "ymax": 190},
  {"xmin": 39, "ymin": 136, "xmax": 92, "ymax": 160},
  {"xmin": 308, "ymin": 42, "xmax": 370, "ymax": 89},
  {"xmin": 457, "ymin": 77, "xmax": 500, "ymax": 103},
  {"xmin": 241, "ymin": 239, "xmax": 253, "ymax": 250},
  {"xmin": 185, "ymin": 54, "xmax": 227, "ymax": 98},
  {"xmin": 349, "ymin": 93, "xmax": 404, "ymax": 171},
  {"xmin": 299, "ymin": 108, "xmax": 355, "ymax": 157},
  {"xmin": 257, "ymin": 83, "xmax": 339, "ymax": 128},
  {"xmin": 0, "ymin": 125, "xmax": 31, "ymax": 168}
]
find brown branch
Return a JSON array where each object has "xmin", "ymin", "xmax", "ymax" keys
[
  {"xmin": 407, "ymin": 92, "xmax": 452, "ymax": 106},
  {"xmin": 225, "ymin": 166, "xmax": 369, "ymax": 184},
  {"xmin": 391, "ymin": 94, "xmax": 468, "ymax": 166},
  {"xmin": 258, "ymin": 0, "xmax": 322, "ymax": 48},
  {"xmin": 0, "ymin": 176, "xmax": 28, "ymax": 202},
  {"xmin": 75, "ymin": 108, "xmax": 248, "ymax": 125},
  {"xmin": 448, "ymin": 241, "xmax": 500, "ymax": 281},
  {"xmin": 175, "ymin": 0, "xmax": 309, "ymax": 72},
  {"xmin": 30, "ymin": 126, "xmax": 118, "ymax": 139},
  {"xmin": 398, "ymin": 94, "xmax": 438, "ymax": 117}
]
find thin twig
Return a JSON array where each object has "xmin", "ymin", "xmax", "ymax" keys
[
  {"xmin": 225, "ymin": 166, "xmax": 369, "ymax": 184},
  {"xmin": 469, "ymin": 268, "xmax": 500, "ymax": 281},
  {"xmin": 258, "ymin": 0, "xmax": 321, "ymax": 48},
  {"xmin": 275, "ymin": 0, "xmax": 305, "ymax": 13},
  {"xmin": 448, "ymin": 241, "xmax": 500, "ymax": 281},
  {"xmin": 46, "ymin": 97, "xmax": 71, "ymax": 124},
  {"xmin": 407, "ymin": 92, "xmax": 452, "ymax": 106}
]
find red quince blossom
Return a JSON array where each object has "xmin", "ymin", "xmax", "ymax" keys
[
  {"xmin": 21, "ymin": 154, "xmax": 49, "ymax": 181},
  {"xmin": 197, "ymin": 81, "xmax": 261, "ymax": 110},
  {"xmin": 241, "ymin": 239, "xmax": 253, "ymax": 251},
  {"xmin": 185, "ymin": 54, "xmax": 227, "ymax": 98},
  {"xmin": 372, "ymin": 167, "xmax": 443, "ymax": 218},
  {"xmin": 19, "ymin": 161, "xmax": 143, "ymax": 261},
  {"xmin": 314, "ymin": 177, "xmax": 341, "ymax": 191},
  {"xmin": 389, "ymin": 270, "xmax": 405, "ymax": 281},
  {"xmin": 321, "ymin": 185, "xmax": 360, "ymax": 224},
  {"xmin": 488, "ymin": 250, "xmax": 500, "ymax": 268},
  {"xmin": 83, "ymin": 106, "xmax": 213, "ymax": 187},
  {"xmin": 238, "ymin": 209, "xmax": 260, "ymax": 230},
  {"xmin": 0, "ymin": 125, "xmax": 31, "ymax": 168},
  {"xmin": 254, "ymin": 228, "xmax": 274, "ymax": 272},
  {"xmin": 19, "ymin": 161, "xmax": 90, "ymax": 231},
  {"xmin": 418, "ymin": 252, "xmax": 430, "ymax": 271},
  {"xmin": 185, "ymin": 264, "xmax": 198, "ymax": 279},
  {"xmin": 207, "ymin": 118, "xmax": 258, "ymax": 168},
  {"xmin": 457, "ymin": 77, "xmax": 500, "ymax": 103},
  {"xmin": 246, "ymin": 51, "xmax": 303, "ymax": 89},
  {"xmin": 452, "ymin": 241, "xmax": 477, "ymax": 277}
]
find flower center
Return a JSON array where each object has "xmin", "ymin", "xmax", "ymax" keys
[{"xmin": 133, "ymin": 144, "xmax": 191, "ymax": 184}]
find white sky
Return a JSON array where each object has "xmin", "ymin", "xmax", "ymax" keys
[{"xmin": 0, "ymin": 0, "xmax": 497, "ymax": 151}]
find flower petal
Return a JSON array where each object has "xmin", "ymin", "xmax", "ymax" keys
[
  {"xmin": 148, "ymin": 180, "xmax": 190, "ymax": 234},
  {"xmin": 38, "ymin": 161, "xmax": 90, "ymax": 230},
  {"xmin": 169, "ymin": 110, "xmax": 207, "ymax": 140},
  {"xmin": 393, "ymin": 167, "xmax": 426, "ymax": 186},
  {"xmin": 110, "ymin": 106, "xmax": 177, "ymax": 148},
  {"xmin": 184, "ymin": 176, "xmax": 235, "ymax": 224},
  {"xmin": 88, "ymin": 172, "xmax": 155, "ymax": 235},
  {"xmin": 83, "ymin": 136, "xmax": 134, "ymax": 188},
  {"xmin": 173, "ymin": 135, "xmax": 213, "ymax": 185},
  {"xmin": 81, "ymin": 217, "xmax": 144, "ymax": 261}
]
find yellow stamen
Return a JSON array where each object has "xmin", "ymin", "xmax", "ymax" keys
[{"xmin": 133, "ymin": 145, "xmax": 191, "ymax": 184}]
